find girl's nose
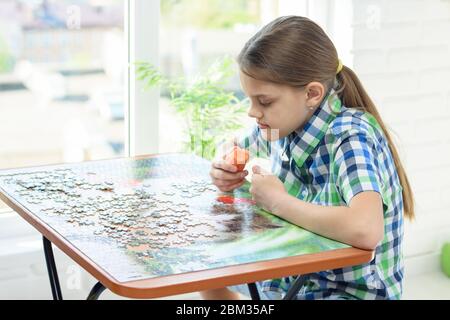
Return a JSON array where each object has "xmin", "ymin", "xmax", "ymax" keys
[{"xmin": 248, "ymin": 103, "xmax": 262, "ymax": 119}]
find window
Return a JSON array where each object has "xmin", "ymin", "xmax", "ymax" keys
[{"xmin": 0, "ymin": 0, "xmax": 126, "ymax": 209}]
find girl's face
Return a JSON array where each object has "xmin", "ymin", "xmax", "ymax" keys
[{"xmin": 239, "ymin": 71, "xmax": 325, "ymax": 141}]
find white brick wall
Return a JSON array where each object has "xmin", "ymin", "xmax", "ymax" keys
[{"xmin": 351, "ymin": 0, "xmax": 450, "ymax": 273}]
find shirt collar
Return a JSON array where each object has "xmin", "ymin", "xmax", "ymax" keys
[{"xmin": 289, "ymin": 89, "xmax": 342, "ymax": 168}]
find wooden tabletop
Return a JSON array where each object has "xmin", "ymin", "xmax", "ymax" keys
[{"xmin": 0, "ymin": 153, "xmax": 374, "ymax": 299}]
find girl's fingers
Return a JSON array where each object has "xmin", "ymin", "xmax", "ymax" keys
[
  {"xmin": 212, "ymin": 160, "xmax": 239, "ymax": 173},
  {"xmin": 211, "ymin": 177, "xmax": 243, "ymax": 188},
  {"xmin": 210, "ymin": 168, "xmax": 248, "ymax": 181},
  {"xmin": 219, "ymin": 179, "xmax": 247, "ymax": 192},
  {"xmin": 210, "ymin": 159, "xmax": 248, "ymax": 191}
]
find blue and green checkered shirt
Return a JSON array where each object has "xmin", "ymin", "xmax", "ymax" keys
[{"xmin": 239, "ymin": 90, "xmax": 404, "ymax": 300}]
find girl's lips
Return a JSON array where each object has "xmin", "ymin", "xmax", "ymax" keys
[{"xmin": 257, "ymin": 122, "xmax": 270, "ymax": 129}]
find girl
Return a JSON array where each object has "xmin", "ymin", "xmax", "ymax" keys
[{"xmin": 202, "ymin": 16, "xmax": 414, "ymax": 300}]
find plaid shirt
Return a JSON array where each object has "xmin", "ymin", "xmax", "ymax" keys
[{"xmin": 238, "ymin": 90, "xmax": 404, "ymax": 300}]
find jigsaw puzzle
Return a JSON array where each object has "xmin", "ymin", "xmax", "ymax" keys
[{"xmin": 0, "ymin": 154, "xmax": 347, "ymax": 282}]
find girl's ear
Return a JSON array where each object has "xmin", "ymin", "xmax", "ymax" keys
[{"xmin": 305, "ymin": 82, "xmax": 326, "ymax": 108}]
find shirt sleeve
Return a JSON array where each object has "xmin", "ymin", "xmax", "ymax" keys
[
  {"xmin": 333, "ymin": 133, "xmax": 384, "ymax": 205},
  {"xmin": 236, "ymin": 125, "xmax": 271, "ymax": 159}
]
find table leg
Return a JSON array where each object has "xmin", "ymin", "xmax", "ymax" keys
[
  {"xmin": 283, "ymin": 275, "xmax": 308, "ymax": 300},
  {"xmin": 42, "ymin": 236, "xmax": 63, "ymax": 300},
  {"xmin": 87, "ymin": 281, "xmax": 106, "ymax": 300},
  {"xmin": 247, "ymin": 283, "xmax": 261, "ymax": 300}
]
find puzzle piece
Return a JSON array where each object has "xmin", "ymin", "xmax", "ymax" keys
[{"xmin": 225, "ymin": 146, "xmax": 250, "ymax": 172}]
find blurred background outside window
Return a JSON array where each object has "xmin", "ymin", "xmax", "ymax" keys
[{"xmin": 0, "ymin": 0, "xmax": 125, "ymax": 210}]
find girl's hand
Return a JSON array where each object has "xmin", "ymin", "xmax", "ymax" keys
[
  {"xmin": 250, "ymin": 165, "xmax": 287, "ymax": 212},
  {"xmin": 210, "ymin": 160, "xmax": 248, "ymax": 192},
  {"xmin": 211, "ymin": 138, "xmax": 249, "ymax": 192}
]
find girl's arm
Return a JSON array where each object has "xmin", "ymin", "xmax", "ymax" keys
[
  {"xmin": 272, "ymin": 190, "xmax": 384, "ymax": 250},
  {"xmin": 250, "ymin": 132, "xmax": 386, "ymax": 250}
]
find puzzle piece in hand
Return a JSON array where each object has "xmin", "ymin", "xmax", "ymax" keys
[{"xmin": 224, "ymin": 146, "xmax": 250, "ymax": 172}]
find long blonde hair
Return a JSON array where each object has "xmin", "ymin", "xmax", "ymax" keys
[{"xmin": 237, "ymin": 16, "xmax": 414, "ymax": 220}]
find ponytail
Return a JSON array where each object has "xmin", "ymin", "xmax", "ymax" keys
[{"xmin": 336, "ymin": 66, "xmax": 415, "ymax": 220}]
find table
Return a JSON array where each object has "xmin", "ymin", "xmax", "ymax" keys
[{"xmin": 0, "ymin": 153, "xmax": 374, "ymax": 300}]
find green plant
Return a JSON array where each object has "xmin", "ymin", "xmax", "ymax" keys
[{"xmin": 136, "ymin": 57, "xmax": 248, "ymax": 160}]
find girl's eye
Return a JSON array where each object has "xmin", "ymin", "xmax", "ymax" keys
[{"xmin": 260, "ymin": 101, "xmax": 272, "ymax": 107}]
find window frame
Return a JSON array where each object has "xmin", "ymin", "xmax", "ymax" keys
[{"xmin": 125, "ymin": 0, "xmax": 160, "ymax": 157}]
